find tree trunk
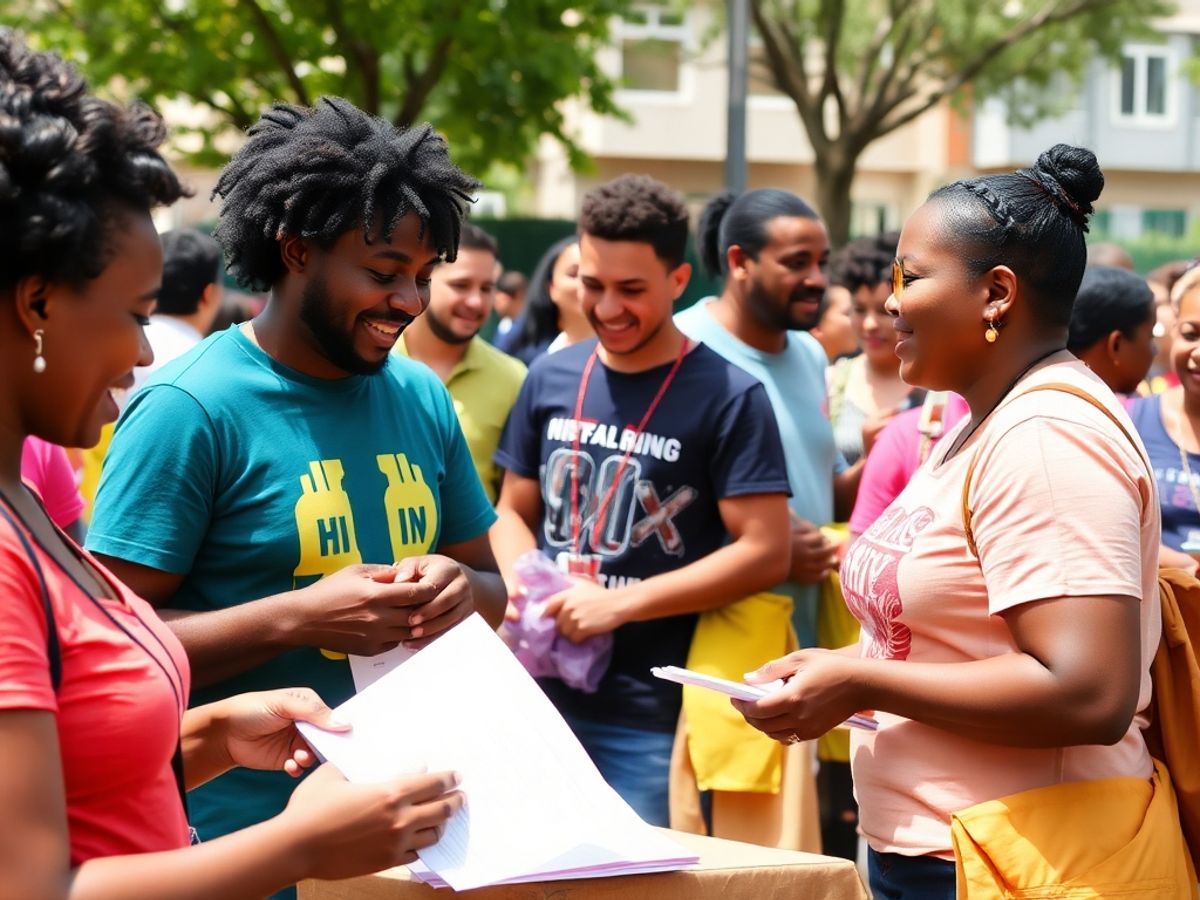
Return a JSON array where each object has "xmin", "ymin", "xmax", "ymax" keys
[{"xmin": 813, "ymin": 150, "xmax": 860, "ymax": 249}]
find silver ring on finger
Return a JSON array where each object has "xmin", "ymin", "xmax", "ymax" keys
[{"xmin": 785, "ymin": 733, "xmax": 801, "ymax": 745}]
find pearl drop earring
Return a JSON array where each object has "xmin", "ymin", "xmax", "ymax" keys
[{"xmin": 33, "ymin": 329, "xmax": 46, "ymax": 373}]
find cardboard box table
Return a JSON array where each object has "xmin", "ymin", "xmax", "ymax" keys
[{"xmin": 298, "ymin": 829, "xmax": 869, "ymax": 900}]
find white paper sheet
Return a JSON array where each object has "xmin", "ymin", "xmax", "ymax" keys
[
  {"xmin": 348, "ymin": 645, "xmax": 415, "ymax": 692},
  {"xmin": 297, "ymin": 615, "xmax": 697, "ymax": 891}
]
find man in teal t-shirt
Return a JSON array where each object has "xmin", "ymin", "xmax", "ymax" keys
[
  {"xmin": 87, "ymin": 99, "xmax": 506, "ymax": 872},
  {"xmin": 677, "ymin": 189, "xmax": 864, "ymax": 649}
]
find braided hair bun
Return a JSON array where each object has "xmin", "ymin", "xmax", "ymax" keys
[{"xmin": 1029, "ymin": 144, "xmax": 1104, "ymax": 225}]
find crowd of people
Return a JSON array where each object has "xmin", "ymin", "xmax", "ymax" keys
[{"xmin": 3, "ymin": 30, "xmax": 1199, "ymax": 900}]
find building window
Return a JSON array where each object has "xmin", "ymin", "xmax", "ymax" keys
[
  {"xmin": 850, "ymin": 202, "xmax": 897, "ymax": 239},
  {"xmin": 1115, "ymin": 45, "xmax": 1174, "ymax": 125},
  {"xmin": 1143, "ymin": 209, "xmax": 1187, "ymax": 238},
  {"xmin": 620, "ymin": 5, "xmax": 688, "ymax": 94}
]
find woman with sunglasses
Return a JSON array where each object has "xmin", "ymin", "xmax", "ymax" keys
[
  {"xmin": 0, "ymin": 34, "xmax": 461, "ymax": 898},
  {"xmin": 735, "ymin": 145, "xmax": 1187, "ymax": 897}
]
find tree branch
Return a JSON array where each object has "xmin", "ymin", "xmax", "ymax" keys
[
  {"xmin": 394, "ymin": 24, "xmax": 459, "ymax": 126},
  {"xmin": 819, "ymin": 0, "xmax": 847, "ymax": 130},
  {"xmin": 875, "ymin": 0, "xmax": 1125, "ymax": 137},
  {"xmin": 324, "ymin": 0, "xmax": 382, "ymax": 113},
  {"xmin": 751, "ymin": 0, "xmax": 828, "ymax": 146},
  {"xmin": 237, "ymin": 0, "xmax": 310, "ymax": 106}
]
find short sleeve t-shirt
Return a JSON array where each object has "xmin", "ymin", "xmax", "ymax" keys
[
  {"xmin": 396, "ymin": 334, "xmax": 527, "ymax": 504},
  {"xmin": 21, "ymin": 438, "xmax": 84, "ymax": 529},
  {"xmin": 849, "ymin": 394, "xmax": 970, "ymax": 536},
  {"xmin": 495, "ymin": 339, "xmax": 791, "ymax": 732},
  {"xmin": 843, "ymin": 357, "xmax": 1160, "ymax": 858},
  {"xmin": 675, "ymin": 300, "xmax": 842, "ymax": 648},
  {"xmin": 87, "ymin": 325, "xmax": 496, "ymax": 842},
  {"xmin": 1129, "ymin": 393, "xmax": 1200, "ymax": 551},
  {"xmin": 0, "ymin": 507, "xmax": 190, "ymax": 865}
]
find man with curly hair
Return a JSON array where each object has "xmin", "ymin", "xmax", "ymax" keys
[
  {"xmin": 492, "ymin": 175, "xmax": 792, "ymax": 825},
  {"xmin": 87, "ymin": 98, "xmax": 506, "ymax": 867}
]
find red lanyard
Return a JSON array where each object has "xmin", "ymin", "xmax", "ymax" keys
[{"xmin": 569, "ymin": 339, "xmax": 691, "ymax": 558}]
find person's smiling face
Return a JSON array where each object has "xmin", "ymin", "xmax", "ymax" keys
[
  {"xmin": 887, "ymin": 201, "xmax": 993, "ymax": 391},
  {"xmin": 298, "ymin": 212, "xmax": 441, "ymax": 375}
]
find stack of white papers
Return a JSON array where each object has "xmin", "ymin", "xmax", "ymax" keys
[{"xmin": 298, "ymin": 615, "xmax": 698, "ymax": 891}]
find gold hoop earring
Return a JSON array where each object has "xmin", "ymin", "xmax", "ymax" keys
[
  {"xmin": 985, "ymin": 321, "xmax": 999, "ymax": 344},
  {"xmin": 33, "ymin": 329, "xmax": 46, "ymax": 373}
]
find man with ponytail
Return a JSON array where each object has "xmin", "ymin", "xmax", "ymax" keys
[{"xmin": 677, "ymin": 190, "xmax": 857, "ymax": 652}]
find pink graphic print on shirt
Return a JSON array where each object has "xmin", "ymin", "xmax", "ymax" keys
[{"xmin": 841, "ymin": 505, "xmax": 934, "ymax": 660}]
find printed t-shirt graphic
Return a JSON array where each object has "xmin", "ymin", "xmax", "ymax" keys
[
  {"xmin": 495, "ymin": 339, "xmax": 790, "ymax": 733},
  {"xmin": 840, "ymin": 505, "xmax": 934, "ymax": 660},
  {"xmin": 87, "ymin": 325, "xmax": 495, "ymax": 847}
]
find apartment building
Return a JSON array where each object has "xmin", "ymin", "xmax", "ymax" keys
[{"xmin": 533, "ymin": 2, "xmax": 1200, "ymax": 242}]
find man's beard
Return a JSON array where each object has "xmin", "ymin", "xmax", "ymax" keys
[
  {"xmin": 424, "ymin": 305, "xmax": 478, "ymax": 346},
  {"xmin": 298, "ymin": 273, "xmax": 409, "ymax": 376},
  {"xmin": 746, "ymin": 277, "xmax": 827, "ymax": 334}
]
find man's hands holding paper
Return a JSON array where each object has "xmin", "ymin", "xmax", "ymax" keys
[
  {"xmin": 734, "ymin": 649, "xmax": 864, "ymax": 743},
  {"xmin": 294, "ymin": 557, "xmax": 476, "ymax": 655},
  {"xmin": 282, "ymin": 764, "xmax": 464, "ymax": 880}
]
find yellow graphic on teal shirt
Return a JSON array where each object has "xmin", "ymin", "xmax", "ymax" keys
[
  {"xmin": 291, "ymin": 460, "xmax": 362, "ymax": 660},
  {"xmin": 377, "ymin": 453, "xmax": 438, "ymax": 561}
]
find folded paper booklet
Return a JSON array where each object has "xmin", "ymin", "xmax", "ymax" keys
[
  {"xmin": 297, "ymin": 615, "xmax": 698, "ymax": 891},
  {"xmin": 651, "ymin": 665, "xmax": 879, "ymax": 731}
]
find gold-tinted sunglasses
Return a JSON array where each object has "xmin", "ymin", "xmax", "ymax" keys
[{"xmin": 891, "ymin": 258, "xmax": 904, "ymax": 299}]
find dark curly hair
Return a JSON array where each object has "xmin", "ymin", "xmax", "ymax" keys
[
  {"xmin": 0, "ymin": 31, "xmax": 186, "ymax": 290},
  {"xmin": 928, "ymin": 143, "xmax": 1104, "ymax": 327},
  {"xmin": 579, "ymin": 174, "xmax": 689, "ymax": 268},
  {"xmin": 213, "ymin": 98, "xmax": 479, "ymax": 292},
  {"xmin": 830, "ymin": 231, "xmax": 899, "ymax": 293}
]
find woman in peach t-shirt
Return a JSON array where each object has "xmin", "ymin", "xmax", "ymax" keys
[{"xmin": 737, "ymin": 146, "xmax": 1171, "ymax": 898}]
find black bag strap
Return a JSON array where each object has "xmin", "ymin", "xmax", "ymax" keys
[{"xmin": 0, "ymin": 503, "xmax": 61, "ymax": 691}]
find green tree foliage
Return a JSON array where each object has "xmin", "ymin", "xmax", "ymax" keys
[
  {"xmin": 750, "ymin": 0, "xmax": 1175, "ymax": 245},
  {"xmin": 10, "ymin": 0, "xmax": 630, "ymax": 174}
]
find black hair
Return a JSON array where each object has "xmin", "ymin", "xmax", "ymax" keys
[
  {"xmin": 497, "ymin": 235, "xmax": 576, "ymax": 364},
  {"xmin": 830, "ymin": 232, "xmax": 900, "ymax": 293},
  {"xmin": 1067, "ymin": 266, "xmax": 1154, "ymax": 353},
  {"xmin": 212, "ymin": 97, "xmax": 479, "ymax": 292},
  {"xmin": 698, "ymin": 188, "xmax": 819, "ymax": 278},
  {"xmin": 158, "ymin": 228, "xmax": 222, "ymax": 316},
  {"xmin": 459, "ymin": 222, "xmax": 498, "ymax": 257},
  {"xmin": 579, "ymin": 174, "xmax": 689, "ymax": 268},
  {"xmin": 0, "ymin": 31, "xmax": 186, "ymax": 290},
  {"xmin": 497, "ymin": 270, "xmax": 528, "ymax": 296},
  {"xmin": 927, "ymin": 143, "xmax": 1104, "ymax": 328}
]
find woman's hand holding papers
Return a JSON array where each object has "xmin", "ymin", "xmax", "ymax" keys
[
  {"xmin": 734, "ymin": 649, "xmax": 865, "ymax": 744},
  {"xmin": 281, "ymin": 764, "xmax": 464, "ymax": 880}
]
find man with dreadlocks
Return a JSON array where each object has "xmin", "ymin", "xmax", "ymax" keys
[{"xmin": 87, "ymin": 99, "xmax": 506, "ymax": 870}]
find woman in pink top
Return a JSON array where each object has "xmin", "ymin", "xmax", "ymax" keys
[
  {"xmin": 736, "ymin": 146, "xmax": 1170, "ymax": 898},
  {"xmin": 0, "ymin": 35, "xmax": 461, "ymax": 897}
]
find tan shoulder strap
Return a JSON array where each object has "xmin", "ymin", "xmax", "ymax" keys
[{"xmin": 961, "ymin": 382, "xmax": 1151, "ymax": 559}]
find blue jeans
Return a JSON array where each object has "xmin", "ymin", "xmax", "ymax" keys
[
  {"xmin": 868, "ymin": 848, "xmax": 956, "ymax": 900},
  {"xmin": 564, "ymin": 714, "xmax": 674, "ymax": 826}
]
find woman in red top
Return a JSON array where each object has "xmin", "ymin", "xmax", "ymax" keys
[{"xmin": 0, "ymin": 34, "xmax": 462, "ymax": 898}]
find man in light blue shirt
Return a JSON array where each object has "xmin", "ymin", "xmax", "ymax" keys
[{"xmin": 676, "ymin": 190, "xmax": 864, "ymax": 648}]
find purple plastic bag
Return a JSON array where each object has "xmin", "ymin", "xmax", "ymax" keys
[{"xmin": 508, "ymin": 550, "xmax": 613, "ymax": 693}]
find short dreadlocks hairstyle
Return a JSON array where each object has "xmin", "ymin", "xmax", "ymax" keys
[
  {"xmin": 830, "ymin": 232, "xmax": 899, "ymax": 294},
  {"xmin": 579, "ymin": 174, "xmax": 689, "ymax": 268},
  {"xmin": 213, "ymin": 97, "xmax": 480, "ymax": 292},
  {"xmin": 0, "ymin": 31, "xmax": 186, "ymax": 290}
]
